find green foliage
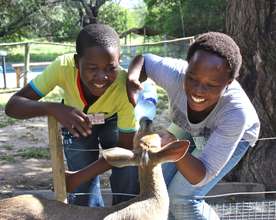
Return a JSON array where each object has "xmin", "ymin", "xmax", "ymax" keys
[
  {"xmin": 0, "ymin": 0, "xmax": 226, "ymax": 48},
  {"xmin": 156, "ymin": 87, "xmax": 169, "ymax": 115},
  {"xmin": 2, "ymin": 145, "xmax": 13, "ymax": 150},
  {"xmin": 182, "ymin": 0, "xmax": 226, "ymax": 35},
  {"xmin": 16, "ymin": 147, "xmax": 50, "ymax": 159},
  {"xmin": 143, "ymin": 0, "xmax": 227, "ymax": 37},
  {"xmin": 0, "ymin": 0, "xmax": 80, "ymax": 41},
  {"xmin": 98, "ymin": 2, "xmax": 128, "ymax": 34},
  {"xmin": 0, "ymin": 155, "xmax": 16, "ymax": 163},
  {"xmin": 0, "ymin": 114, "xmax": 17, "ymax": 128}
]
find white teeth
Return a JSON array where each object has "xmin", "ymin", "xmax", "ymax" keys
[
  {"xmin": 94, "ymin": 83, "xmax": 105, "ymax": 88},
  {"xmin": 191, "ymin": 95, "xmax": 205, "ymax": 103}
]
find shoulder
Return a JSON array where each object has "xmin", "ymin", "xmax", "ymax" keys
[
  {"xmin": 109, "ymin": 68, "xmax": 129, "ymax": 101},
  {"xmin": 55, "ymin": 53, "xmax": 75, "ymax": 67},
  {"xmin": 215, "ymin": 81, "xmax": 260, "ymax": 134},
  {"xmin": 115, "ymin": 67, "xmax": 127, "ymax": 86},
  {"xmin": 144, "ymin": 53, "xmax": 188, "ymax": 73},
  {"xmin": 222, "ymin": 80, "xmax": 258, "ymax": 115}
]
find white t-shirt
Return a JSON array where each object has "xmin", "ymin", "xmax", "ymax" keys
[{"xmin": 144, "ymin": 53, "xmax": 260, "ymax": 185}]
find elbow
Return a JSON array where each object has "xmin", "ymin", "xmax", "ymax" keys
[
  {"xmin": 5, "ymin": 96, "xmax": 20, "ymax": 118},
  {"xmin": 190, "ymin": 169, "xmax": 206, "ymax": 186},
  {"xmin": 5, "ymin": 99, "xmax": 13, "ymax": 117}
]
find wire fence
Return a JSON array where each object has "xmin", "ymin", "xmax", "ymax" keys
[
  {"xmin": 120, "ymin": 36, "xmax": 194, "ymax": 69},
  {"xmin": 2, "ymin": 37, "xmax": 276, "ymax": 219},
  {"xmin": 212, "ymin": 201, "xmax": 276, "ymax": 220}
]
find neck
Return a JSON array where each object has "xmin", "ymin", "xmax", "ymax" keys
[
  {"xmin": 187, "ymin": 104, "xmax": 215, "ymax": 123},
  {"xmin": 139, "ymin": 164, "xmax": 168, "ymax": 200},
  {"xmin": 80, "ymin": 79, "xmax": 98, "ymax": 105}
]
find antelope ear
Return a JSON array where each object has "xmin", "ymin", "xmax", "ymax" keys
[
  {"xmin": 152, "ymin": 140, "xmax": 190, "ymax": 164},
  {"xmin": 102, "ymin": 147, "xmax": 139, "ymax": 168}
]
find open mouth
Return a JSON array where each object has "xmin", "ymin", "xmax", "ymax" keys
[
  {"xmin": 94, "ymin": 83, "xmax": 106, "ymax": 88},
  {"xmin": 191, "ymin": 95, "xmax": 205, "ymax": 103}
]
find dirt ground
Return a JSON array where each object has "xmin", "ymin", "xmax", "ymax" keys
[{"xmin": 0, "ymin": 92, "xmax": 170, "ymax": 200}]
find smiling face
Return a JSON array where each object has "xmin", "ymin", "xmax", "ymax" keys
[
  {"xmin": 184, "ymin": 50, "xmax": 233, "ymax": 113},
  {"xmin": 75, "ymin": 46, "xmax": 120, "ymax": 97}
]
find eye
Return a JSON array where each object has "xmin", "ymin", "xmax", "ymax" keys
[
  {"xmin": 186, "ymin": 74, "xmax": 197, "ymax": 83},
  {"xmin": 87, "ymin": 66, "xmax": 98, "ymax": 71},
  {"xmin": 206, "ymin": 83, "xmax": 220, "ymax": 88},
  {"xmin": 107, "ymin": 66, "xmax": 119, "ymax": 73}
]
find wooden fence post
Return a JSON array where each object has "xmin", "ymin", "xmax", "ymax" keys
[
  {"xmin": 24, "ymin": 43, "xmax": 30, "ymax": 86},
  {"xmin": 47, "ymin": 116, "xmax": 67, "ymax": 203}
]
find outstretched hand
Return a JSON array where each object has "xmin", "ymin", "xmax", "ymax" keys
[{"xmin": 48, "ymin": 103, "xmax": 91, "ymax": 137}]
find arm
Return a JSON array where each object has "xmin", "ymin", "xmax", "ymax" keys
[
  {"xmin": 5, "ymin": 84, "xmax": 91, "ymax": 137},
  {"xmin": 66, "ymin": 131, "xmax": 135, "ymax": 192},
  {"xmin": 161, "ymin": 126, "xmax": 206, "ymax": 184},
  {"xmin": 5, "ymin": 84, "xmax": 51, "ymax": 118},
  {"xmin": 127, "ymin": 55, "xmax": 147, "ymax": 106},
  {"xmin": 128, "ymin": 55, "xmax": 147, "ymax": 83},
  {"xmin": 160, "ymin": 130, "xmax": 206, "ymax": 184},
  {"xmin": 66, "ymin": 157, "xmax": 111, "ymax": 192},
  {"xmin": 175, "ymin": 154, "xmax": 206, "ymax": 185},
  {"xmin": 176, "ymin": 110, "xmax": 248, "ymax": 186}
]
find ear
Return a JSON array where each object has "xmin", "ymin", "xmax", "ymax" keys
[
  {"xmin": 151, "ymin": 140, "xmax": 190, "ymax": 164},
  {"xmin": 74, "ymin": 54, "xmax": 79, "ymax": 69},
  {"xmin": 102, "ymin": 147, "xmax": 139, "ymax": 168}
]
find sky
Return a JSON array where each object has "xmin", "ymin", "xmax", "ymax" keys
[{"xmin": 117, "ymin": 0, "xmax": 145, "ymax": 9}]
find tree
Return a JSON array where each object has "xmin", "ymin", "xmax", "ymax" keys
[
  {"xmin": 225, "ymin": 0, "xmax": 276, "ymax": 190},
  {"xmin": 0, "ymin": 0, "xmax": 66, "ymax": 39},
  {"xmin": 142, "ymin": 0, "xmax": 226, "ymax": 37},
  {"xmin": 98, "ymin": 2, "xmax": 127, "ymax": 34},
  {"xmin": 0, "ymin": 0, "xmax": 138, "ymax": 41}
]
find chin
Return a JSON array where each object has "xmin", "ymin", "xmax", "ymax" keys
[
  {"xmin": 90, "ymin": 85, "xmax": 109, "ymax": 96},
  {"xmin": 187, "ymin": 99, "xmax": 206, "ymax": 112},
  {"xmin": 189, "ymin": 105, "xmax": 206, "ymax": 112}
]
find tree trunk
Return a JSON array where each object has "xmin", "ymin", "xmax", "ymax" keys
[{"xmin": 225, "ymin": 0, "xmax": 276, "ymax": 192}]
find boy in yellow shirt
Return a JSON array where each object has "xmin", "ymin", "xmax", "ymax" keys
[{"xmin": 5, "ymin": 23, "xmax": 139, "ymax": 207}]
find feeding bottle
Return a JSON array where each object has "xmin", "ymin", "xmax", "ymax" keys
[{"xmin": 134, "ymin": 81, "xmax": 158, "ymax": 121}]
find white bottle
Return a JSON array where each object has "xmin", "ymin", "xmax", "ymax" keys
[{"xmin": 134, "ymin": 81, "xmax": 158, "ymax": 121}]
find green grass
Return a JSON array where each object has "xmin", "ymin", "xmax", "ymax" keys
[
  {"xmin": 2, "ymin": 144, "xmax": 13, "ymax": 150},
  {"xmin": 2, "ymin": 40, "xmax": 75, "ymax": 63},
  {"xmin": 0, "ymin": 92, "xmax": 18, "ymax": 127},
  {"xmin": 0, "ymin": 155, "xmax": 16, "ymax": 163},
  {"xmin": 16, "ymin": 147, "xmax": 50, "ymax": 159},
  {"xmin": 2, "ymin": 36, "xmax": 167, "ymax": 63},
  {"xmin": 157, "ymin": 87, "xmax": 169, "ymax": 115},
  {"xmin": 0, "ymin": 86, "xmax": 63, "ymax": 129},
  {"xmin": 0, "ymin": 116, "xmax": 17, "ymax": 128}
]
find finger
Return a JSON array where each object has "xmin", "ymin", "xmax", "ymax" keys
[
  {"xmin": 67, "ymin": 125, "xmax": 80, "ymax": 138},
  {"xmin": 73, "ymin": 112, "xmax": 92, "ymax": 135},
  {"xmin": 129, "ymin": 92, "xmax": 136, "ymax": 106},
  {"xmin": 77, "ymin": 112, "xmax": 92, "ymax": 127}
]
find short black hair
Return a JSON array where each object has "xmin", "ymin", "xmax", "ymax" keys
[
  {"xmin": 187, "ymin": 32, "xmax": 242, "ymax": 78},
  {"xmin": 76, "ymin": 23, "xmax": 120, "ymax": 57}
]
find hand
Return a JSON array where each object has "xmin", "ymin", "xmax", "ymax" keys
[
  {"xmin": 158, "ymin": 130, "xmax": 177, "ymax": 146},
  {"xmin": 126, "ymin": 78, "xmax": 142, "ymax": 106},
  {"xmin": 47, "ymin": 103, "xmax": 91, "ymax": 137}
]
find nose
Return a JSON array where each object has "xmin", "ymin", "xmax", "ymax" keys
[
  {"xmin": 193, "ymin": 81, "xmax": 208, "ymax": 94},
  {"xmin": 94, "ymin": 70, "xmax": 108, "ymax": 81}
]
